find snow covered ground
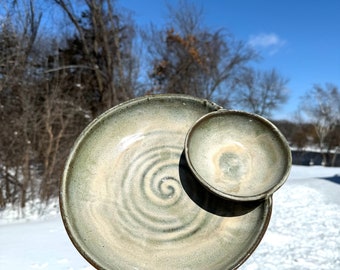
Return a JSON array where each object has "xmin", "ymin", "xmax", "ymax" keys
[
  {"xmin": 242, "ymin": 165, "xmax": 340, "ymax": 270},
  {"xmin": 0, "ymin": 165, "xmax": 339, "ymax": 269}
]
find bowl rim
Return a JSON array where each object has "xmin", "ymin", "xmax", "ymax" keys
[{"xmin": 184, "ymin": 109, "xmax": 292, "ymax": 201}]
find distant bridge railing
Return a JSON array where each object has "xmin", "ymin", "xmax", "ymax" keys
[{"xmin": 291, "ymin": 149, "xmax": 340, "ymax": 167}]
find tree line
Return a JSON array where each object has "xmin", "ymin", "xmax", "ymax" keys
[{"xmin": 0, "ymin": 0, "xmax": 339, "ymax": 210}]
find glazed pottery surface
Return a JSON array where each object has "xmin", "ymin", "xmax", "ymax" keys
[
  {"xmin": 185, "ymin": 110, "xmax": 292, "ymax": 201},
  {"xmin": 60, "ymin": 95, "xmax": 272, "ymax": 270}
]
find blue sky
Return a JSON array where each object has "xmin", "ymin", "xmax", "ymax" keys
[{"xmin": 120, "ymin": 0, "xmax": 340, "ymax": 120}]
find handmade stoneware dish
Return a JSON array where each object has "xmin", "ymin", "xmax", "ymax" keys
[
  {"xmin": 60, "ymin": 95, "xmax": 272, "ymax": 270},
  {"xmin": 185, "ymin": 109, "xmax": 292, "ymax": 202}
]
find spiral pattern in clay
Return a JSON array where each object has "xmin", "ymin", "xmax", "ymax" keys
[{"xmin": 114, "ymin": 131, "xmax": 208, "ymax": 244}]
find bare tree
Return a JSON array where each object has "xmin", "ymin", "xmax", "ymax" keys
[
  {"xmin": 0, "ymin": 0, "xmax": 43, "ymax": 208},
  {"xmin": 142, "ymin": 0, "xmax": 256, "ymax": 105},
  {"xmin": 232, "ymin": 68, "xmax": 289, "ymax": 117},
  {"xmin": 35, "ymin": 73, "xmax": 90, "ymax": 202},
  {"xmin": 53, "ymin": 0, "xmax": 139, "ymax": 114},
  {"xmin": 0, "ymin": 0, "xmax": 141, "ymax": 211},
  {"xmin": 300, "ymin": 83, "xmax": 340, "ymax": 165}
]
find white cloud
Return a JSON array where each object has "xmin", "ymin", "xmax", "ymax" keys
[{"xmin": 248, "ymin": 33, "xmax": 286, "ymax": 55}]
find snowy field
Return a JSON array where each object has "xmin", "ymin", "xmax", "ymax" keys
[{"xmin": 0, "ymin": 165, "xmax": 339, "ymax": 269}]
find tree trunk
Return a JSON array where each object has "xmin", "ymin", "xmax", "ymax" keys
[{"xmin": 21, "ymin": 148, "xmax": 31, "ymax": 208}]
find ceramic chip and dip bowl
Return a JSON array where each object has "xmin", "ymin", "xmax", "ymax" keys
[
  {"xmin": 184, "ymin": 109, "xmax": 292, "ymax": 201},
  {"xmin": 60, "ymin": 95, "xmax": 291, "ymax": 270}
]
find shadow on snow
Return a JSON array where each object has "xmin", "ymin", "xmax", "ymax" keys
[{"xmin": 319, "ymin": 175, "xmax": 340, "ymax": 185}]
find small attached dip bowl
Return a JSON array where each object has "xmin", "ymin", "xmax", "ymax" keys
[{"xmin": 184, "ymin": 110, "xmax": 291, "ymax": 201}]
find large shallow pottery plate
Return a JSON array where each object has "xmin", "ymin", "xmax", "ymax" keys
[{"xmin": 60, "ymin": 95, "xmax": 272, "ymax": 270}]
